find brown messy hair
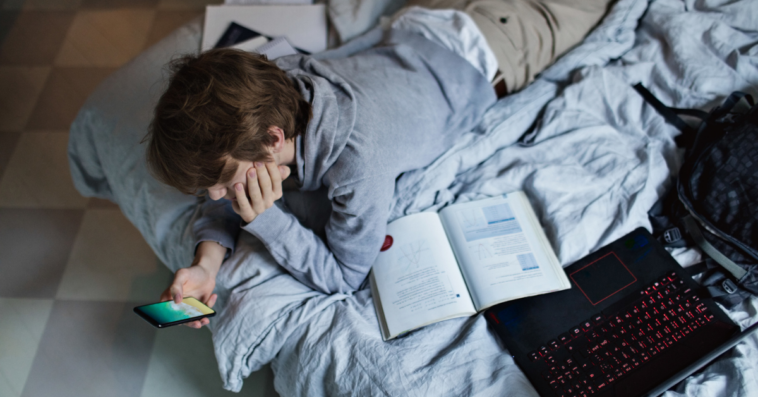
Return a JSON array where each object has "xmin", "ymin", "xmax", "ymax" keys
[{"xmin": 144, "ymin": 49, "xmax": 311, "ymax": 195}]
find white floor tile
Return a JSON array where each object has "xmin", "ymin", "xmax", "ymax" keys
[
  {"xmin": 140, "ymin": 326, "xmax": 278, "ymax": 397},
  {"xmin": 0, "ymin": 298, "xmax": 54, "ymax": 397},
  {"xmin": 21, "ymin": 300, "xmax": 157, "ymax": 397}
]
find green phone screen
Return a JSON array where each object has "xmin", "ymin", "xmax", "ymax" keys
[{"xmin": 135, "ymin": 297, "xmax": 214, "ymax": 326}]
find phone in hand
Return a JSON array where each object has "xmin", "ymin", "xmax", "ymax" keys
[{"xmin": 133, "ymin": 297, "xmax": 216, "ymax": 328}]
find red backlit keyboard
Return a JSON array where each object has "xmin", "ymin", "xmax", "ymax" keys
[{"xmin": 526, "ymin": 271, "xmax": 715, "ymax": 396}]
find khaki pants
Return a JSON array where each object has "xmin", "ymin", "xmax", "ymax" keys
[{"xmin": 407, "ymin": 0, "xmax": 613, "ymax": 93}]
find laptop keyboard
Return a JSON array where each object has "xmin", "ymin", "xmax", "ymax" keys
[{"xmin": 526, "ymin": 271, "xmax": 716, "ymax": 396}]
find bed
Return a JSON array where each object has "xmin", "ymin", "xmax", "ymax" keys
[{"xmin": 68, "ymin": 0, "xmax": 758, "ymax": 395}]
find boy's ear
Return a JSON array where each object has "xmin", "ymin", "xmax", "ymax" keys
[{"xmin": 268, "ymin": 126, "xmax": 285, "ymax": 153}]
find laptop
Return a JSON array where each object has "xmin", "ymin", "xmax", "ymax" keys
[{"xmin": 485, "ymin": 227, "xmax": 758, "ymax": 397}]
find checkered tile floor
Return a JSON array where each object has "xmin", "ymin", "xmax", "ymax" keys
[{"xmin": 0, "ymin": 1, "xmax": 277, "ymax": 395}]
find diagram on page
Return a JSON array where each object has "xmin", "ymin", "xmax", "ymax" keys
[
  {"xmin": 459, "ymin": 208, "xmax": 480, "ymax": 228},
  {"xmin": 396, "ymin": 240, "xmax": 432, "ymax": 273},
  {"xmin": 383, "ymin": 238, "xmax": 462, "ymax": 314},
  {"xmin": 469, "ymin": 243, "xmax": 493, "ymax": 260}
]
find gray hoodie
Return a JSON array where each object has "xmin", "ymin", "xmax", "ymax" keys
[{"xmin": 201, "ymin": 29, "xmax": 496, "ymax": 294}]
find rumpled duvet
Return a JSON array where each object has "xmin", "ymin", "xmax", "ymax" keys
[{"xmin": 68, "ymin": 0, "xmax": 758, "ymax": 395}]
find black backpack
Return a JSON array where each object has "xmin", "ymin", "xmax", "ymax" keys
[{"xmin": 635, "ymin": 83, "xmax": 758, "ymax": 308}]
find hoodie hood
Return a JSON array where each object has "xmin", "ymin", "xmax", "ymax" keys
[{"xmin": 276, "ymin": 55, "xmax": 356, "ymax": 192}]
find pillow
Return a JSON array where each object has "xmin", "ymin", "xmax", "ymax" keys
[{"xmin": 68, "ymin": 19, "xmax": 205, "ymax": 272}]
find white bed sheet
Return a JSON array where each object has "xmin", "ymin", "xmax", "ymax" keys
[
  {"xmin": 67, "ymin": 0, "xmax": 758, "ymax": 395},
  {"xmin": 224, "ymin": 0, "xmax": 758, "ymax": 395}
]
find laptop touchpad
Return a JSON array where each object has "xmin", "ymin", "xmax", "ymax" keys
[{"xmin": 570, "ymin": 252, "xmax": 637, "ymax": 305}]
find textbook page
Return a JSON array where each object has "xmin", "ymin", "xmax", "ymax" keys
[
  {"xmin": 252, "ymin": 37, "xmax": 298, "ymax": 59},
  {"xmin": 439, "ymin": 192, "xmax": 570, "ymax": 311},
  {"xmin": 230, "ymin": 36, "xmax": 269, "ymax": 52},
  {"xmin": 371, "ymin": 212, "xmax": 476, "ymax": 340},
  {"xmin": 202, "ymin": 5, "xmax": 327, "ymax": 53}
]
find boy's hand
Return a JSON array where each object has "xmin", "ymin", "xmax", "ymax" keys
[
  {"xmin": 233, "ymin": 162, "xmax": 291, "ymax": 224},
  {"xmin": 159, "ymin": 241, "xmax": 224, "ymax": 329}
]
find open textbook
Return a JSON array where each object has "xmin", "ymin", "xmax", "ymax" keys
[{"xmin": 370, "ymin": 191, "xmax": 571, "ymax": 341}]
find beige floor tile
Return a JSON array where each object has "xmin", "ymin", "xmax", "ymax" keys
[
  {"xmin": 140, "ymin": 326, "xmax": 279, "ymax": 397},
  {"xmin": 144, "ymin": 9, "xmax": 203, "ymax": 49},
  {"xmin": 81, "ymin": 0, "xmax": 158, "ymax": 8},
  {"xmin": 87, "ymin": 197, "xmax": 119, "ymax": 208},
  {"xmin": 0, "ymin": 11, "xmax": 75, "ymax": 65},
  {"xmin": 55, "ymin": 9, "xmax": 156, "ymax": 67},
  {"xmin": 25, "ymin": 67, "xmax": 115, "ymax": 130},
  {"xmin": 0, "ymin": 131, "xmax": 89, "ymax": 208},
  {"xmin": 0, "ymin": 131, "xmax": 21, "ymax": 178},
  {"xmin": 0, "ymin": 11, "xmax": 17, "ymax": 43},
  {"xmin": 2, "ymin": 0, "xmax": 82, "ymax": 10},
  {"xmin": 0, "ymin": 298, "xmax": 54, "ymax": 397},
  {"xmin": 157, "ymin": 0, "xmax": 221, "ymax": 10},
  {"xmin": 56, "ymin": 208, "xmax": 173, "ymax": 301},
  {"xmin": 0, "ymin": 66, "xmax": 50, "ymax": 131}
]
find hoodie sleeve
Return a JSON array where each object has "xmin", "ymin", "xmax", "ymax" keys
[
  {"xmin": 192, "ymin": 196, "xmax": 241, "ymax": 259},
  {"xmin": 242, "ymin": 177, "xmax": 394, "ymax": 294}
]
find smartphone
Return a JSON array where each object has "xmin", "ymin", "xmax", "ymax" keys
[{"xmin": 133, "ymin": 297, "xmax": 216, "ymax": 328}]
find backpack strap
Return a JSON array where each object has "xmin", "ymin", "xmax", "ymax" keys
[
  {"xmin": 684, "ymin": 261, "xmax": 746, "ymax": 308},
  {"xmin": 686, "ymin": 90, "xmax": 754, "ymax": 158},
  {"xmin": 684, "ymin": 261, "xmax": 708, "ymax": 276},
  {"xmin": 700, "ymin": 268, "xmax": 744, "ymax": 306},
  {"xmin": 633, "ymin": 84, "xmax": 709, "ymax": 146},
  {"xmin": 682, "ymin": 215, "xmax": 748, "ymax": 280},
  {"xmin": 710, "ymin": 91, "xmax": 754, "ymax": 119}
]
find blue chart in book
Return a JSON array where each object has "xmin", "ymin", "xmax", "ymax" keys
[
  {"xmin": 517, "ymin": 253, "xmax": 540, "ymax": 271},
  {"xmin": 457, "ymin": 203, "xmax": 523, "ymax": 242}
]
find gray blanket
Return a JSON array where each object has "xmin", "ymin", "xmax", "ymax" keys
[{"xmin": 68, "ymin": 0, "xmax": 758, "ymax": 395}]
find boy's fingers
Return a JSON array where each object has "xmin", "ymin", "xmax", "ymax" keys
[
  {"xmin": 248, "ymin": 167, "xmax": 266, "ymax": 213},
  {"xmin": 279, "ymin": 165, "xmax": 291, "ymax": 181},
  {"xmin": 234, "ymin": 182, "xmax": 253, "ymax": 220},
  {"xmin": 207, "ymin": 293, "xmax": 218, "ymax": 308},
  {"xmin": 171, "ymin": 289, "xmax": 183, "ymax": 304},
  {"xmin": 246, "ymin": 168, "xmax": 263, "ymax": 205},
  {"xmin": 255, "ymin": 162, "xmax": 273, "ymax": 204},
  {"xmin": 267, "ymin": 162, "xmax": 282, "ymax": 198},
  {"xmin": 169, "ymin": 270, "xmax": 188, "ymax": 304}
]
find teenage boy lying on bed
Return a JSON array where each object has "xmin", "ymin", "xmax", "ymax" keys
[{"xmin": 145, "ymin": 0, "xmax": 612, "ymax": 328}]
